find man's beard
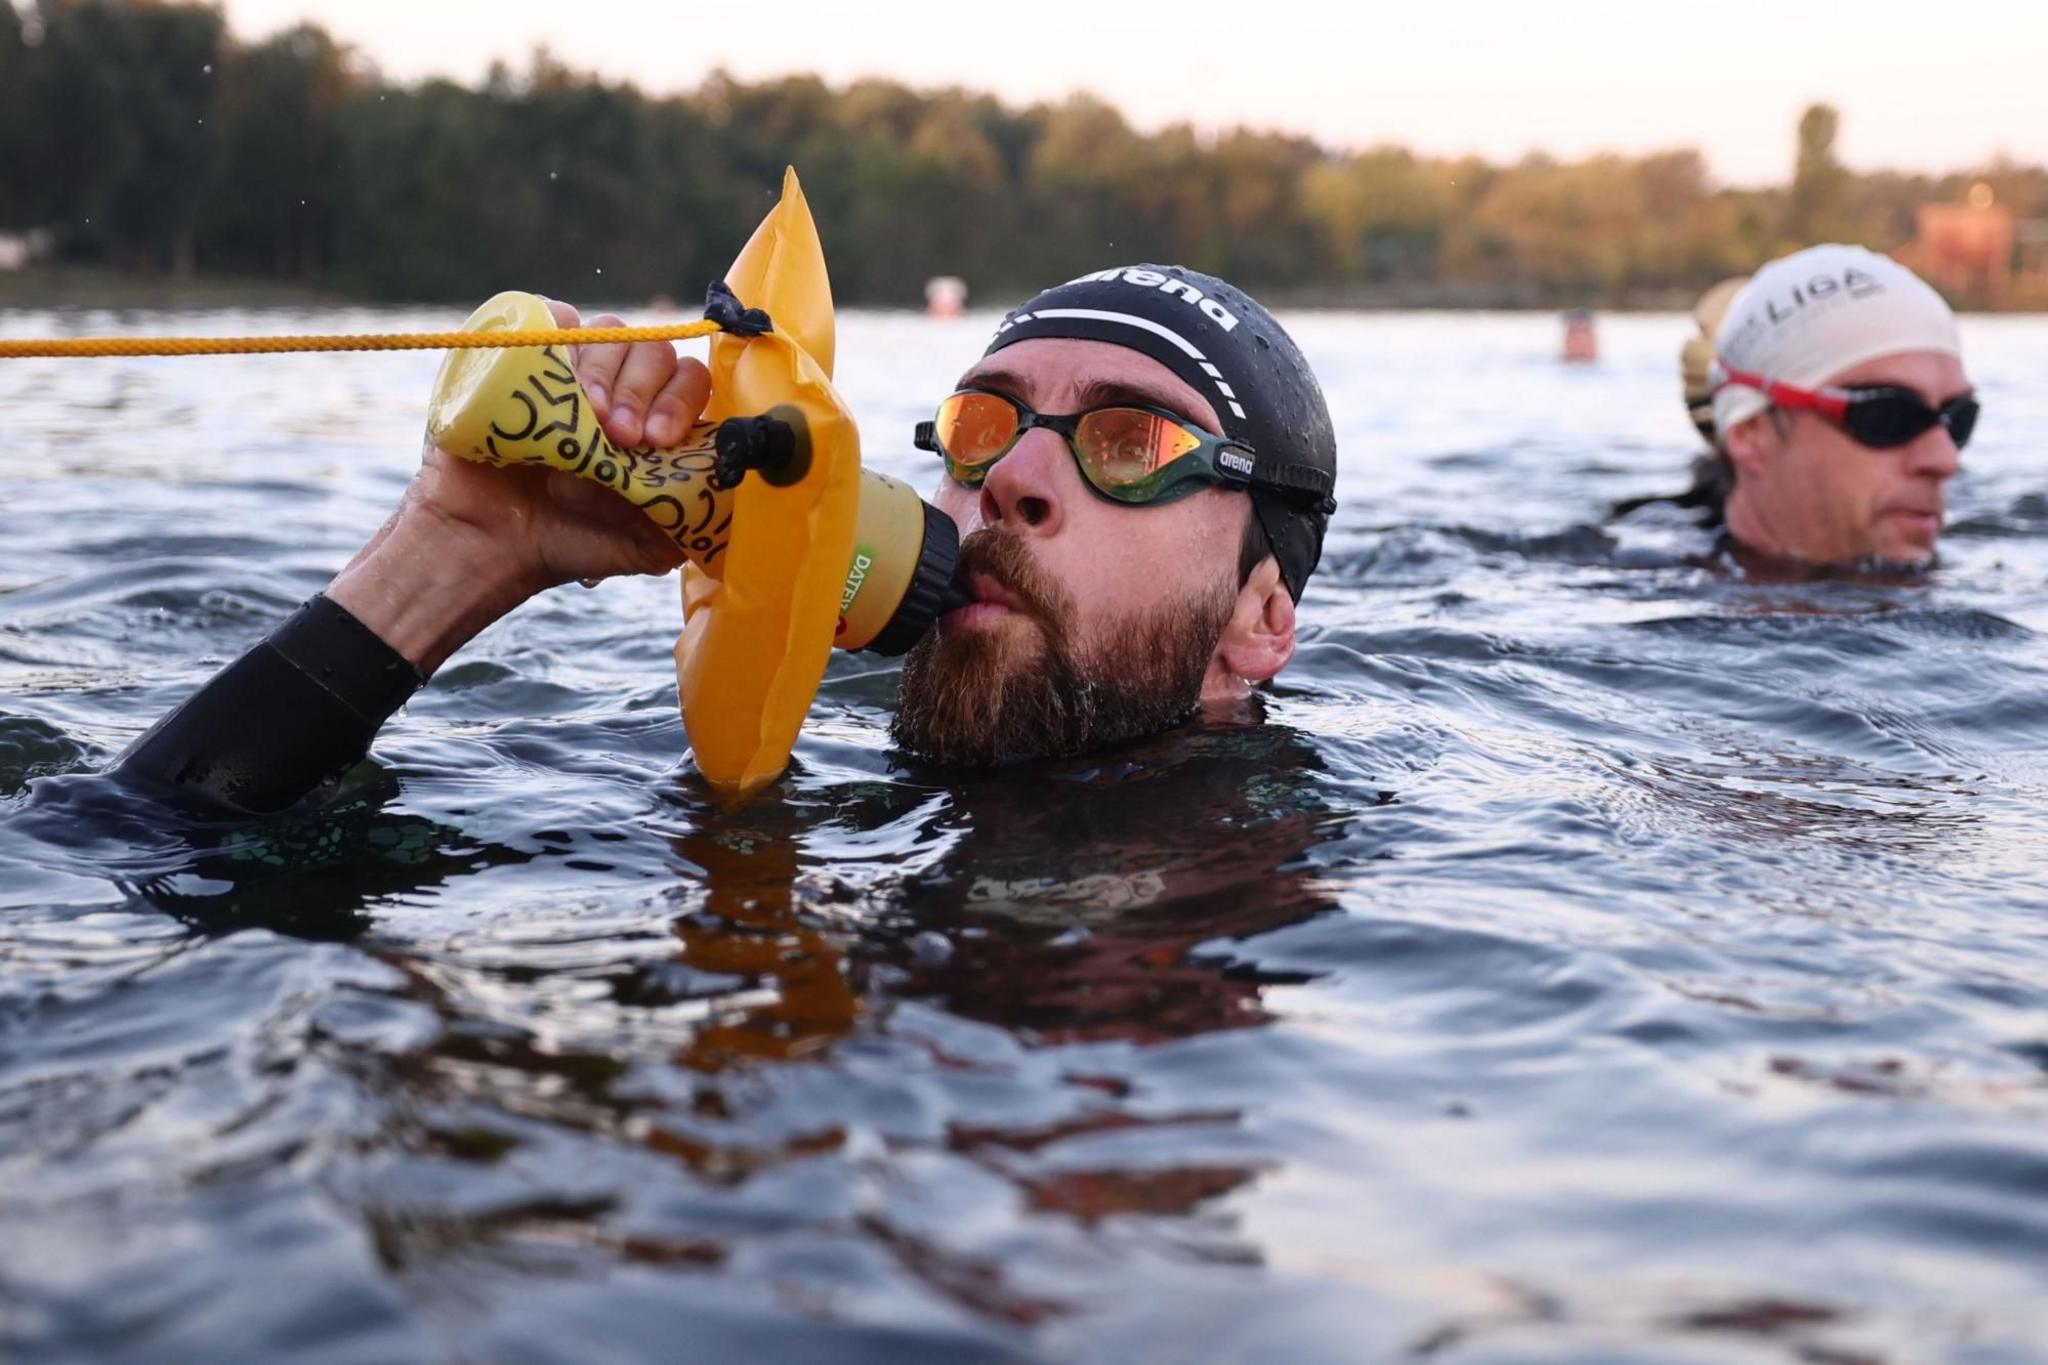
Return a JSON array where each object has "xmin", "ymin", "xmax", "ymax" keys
[{"xmin": 892, "ymin": 530, "xmax": 1235, "ymax": 767}]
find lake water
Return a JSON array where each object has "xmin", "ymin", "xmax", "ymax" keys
[{"xmin": 4, "ymin": 307, "xmax": 2048, "ymax": 1363}]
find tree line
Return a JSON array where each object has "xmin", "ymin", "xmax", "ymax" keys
[{"xmin": 4, "ymin": 0, "xmax": 2043, "ymax": 308}]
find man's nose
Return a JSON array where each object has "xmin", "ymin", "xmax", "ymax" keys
[
  {"xmin": 976, "ymin": 429, "xmax": 1068, "ymax": 536},
  {"xmin": 1908, "ymin": 426, "xmax": 1963, "ymax": 481}
]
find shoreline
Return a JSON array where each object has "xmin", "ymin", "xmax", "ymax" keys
[
  {"xmin": 5, "ymin": 266, "xmax": 2045, "ymax": 316},
  {"xmin": 0, "ymin": 267, "xmax": 347, "ymax": 311}
]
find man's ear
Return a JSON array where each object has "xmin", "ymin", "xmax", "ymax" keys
[
  {"xmin": 1208, "ymin": 555, "xmax": 1295, "ymax": 693},
  {"xmin": 1721, "ymin": 410, "xmax": 1777, "ymax": 480}
]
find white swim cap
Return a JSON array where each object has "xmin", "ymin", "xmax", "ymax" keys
[{"xmin": 1711, "ymin": 244, "xmax": 1961, "ymax": 435}]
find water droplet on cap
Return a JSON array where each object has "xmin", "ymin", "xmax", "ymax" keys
[{"xmin": 909, "ymin": 931, "xmax": 953, "ymax": 965}]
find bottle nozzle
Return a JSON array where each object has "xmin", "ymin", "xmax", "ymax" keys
[{"xmin": 712, "ymin": 406, "xmax": 812, "ymax": 488}]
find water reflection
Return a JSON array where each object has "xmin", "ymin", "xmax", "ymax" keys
[
  {"xmin": 29, "ymin": 716, "xmax": 1360, "ymax": 1350},
  {"xmin": 886, "ymin": 724, "xmax": 1341, "ymax": 1049},
  {"xmin": 634, "ymin": 719, "xmax": 1348, "ymax": 1237}
]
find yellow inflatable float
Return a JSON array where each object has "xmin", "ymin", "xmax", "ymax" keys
[{"xmin": 426, "ymin": 168, "xmax": 961, "ymax": 797}]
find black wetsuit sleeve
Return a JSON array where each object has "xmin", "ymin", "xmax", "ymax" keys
[{"xmin": 114, "ymin": 594, "xmax": 426, "ymax": 814}]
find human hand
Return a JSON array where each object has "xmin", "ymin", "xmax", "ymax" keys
[
  {"xmin": 408, "ymin": 298, "xmax": 715, "ymax": 590},
  {"xmin": 326, "ymin": 302, "xmax": 714, "ymax": 673},
  {"xmin": 548, "ymin": 299, "xmax": 712, "ymax": 450}
]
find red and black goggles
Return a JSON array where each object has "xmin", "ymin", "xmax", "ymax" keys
[{"xmin": 1714, "ymin": 362, "xmax": 1979, "ymax": 451}]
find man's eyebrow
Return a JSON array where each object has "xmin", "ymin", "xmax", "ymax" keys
[
  {"xmin": 1070, "ymin": 377, "xmax": 1211, "ymax": 431},
  {"xmin": 952, "ymin": 366, "xmax": 1216, "ymax": 433},
  {"xmin": 957, "ymin": 365, "xmax": 1029, "ymax": 399}
]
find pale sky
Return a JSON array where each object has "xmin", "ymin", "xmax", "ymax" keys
[{"xmin": 218, "ymin": 0, "xmax": 2040, "ymax": 186}]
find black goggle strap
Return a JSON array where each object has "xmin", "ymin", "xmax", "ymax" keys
[
  {"xmin": 1206, "ymin": 442, "xmax": 1336, "ymax": 513},
  {"xmin": 1246, "ymin": 455, "xmax": 1337, "ymax": 513}
]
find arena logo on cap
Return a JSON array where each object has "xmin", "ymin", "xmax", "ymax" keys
[{"xmin": 1066, "ymin": 267, "xmax": 1241, "ymax": 332}]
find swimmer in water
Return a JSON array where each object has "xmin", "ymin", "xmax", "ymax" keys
[
  {"xmin": 114, "ymin": 267, "xmax": 1339, "ymax": 811},
  {"xmin": 1560, "ymin": 307, "xmax": 1599, "ymax": 363},
  {"xmin": 892, "ymin": 266, "xmax": 1337, "ymax": 767},
  {"xmin": 1706, "ymin": 245, "xmax": 1975, "ymax": 573}
]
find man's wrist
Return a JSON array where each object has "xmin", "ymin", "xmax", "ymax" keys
[{"xmin": 326, "ymin": 504, "xmax": 536, "ymax": 675}]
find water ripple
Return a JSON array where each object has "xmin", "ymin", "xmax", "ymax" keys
[{"xmin": 6, "ymin": 311, "xmax": 2048, "ymax": 1359}]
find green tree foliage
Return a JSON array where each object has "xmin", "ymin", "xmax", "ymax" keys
[
  {"xmin": 0, "ymin": 2, "xmax": 31, "ymax": 227},
  {"xmin": 1, "ymin": 4, "xmax": 2031, "ymax": 305},
  {"xmin": 1437, "ymin": 150, "xmax": 1765, "ymax": 300},
  {"xmin": 1302, "ymin": 147, "xmax": 1450, "ymax": 285},
  {"xmin": 25, "ymin": 0, "xmax": 226, "ymax": 274},
  {"xmin": 1787, "ymin": 102, "xmax": 1852, "ymax": 246},
  {"xmin": 201, "ymin": 24, "xmax": 354, "ymax": 279}
]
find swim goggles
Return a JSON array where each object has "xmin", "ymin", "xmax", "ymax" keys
[
  {"xmin": 914, "ymin": 388, "xmax": 1272, "ymax": 507},
  {"xmin": 1714, "ymin": 362, "xmax": 1979, "ymax": 451}
]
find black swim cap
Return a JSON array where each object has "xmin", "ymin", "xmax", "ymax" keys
[{"xmin": 982, "ymin": 265, "xmax": 1338, "ymax": 601}]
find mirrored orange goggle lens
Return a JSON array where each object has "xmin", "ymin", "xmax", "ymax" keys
[
  {"xmin": 934, "ymin": 392, "xmax": 1021, "ymax": 467},
  {"xmin": 1075, "ymin": 408, "xmax": 1203, "ymax": 487}
]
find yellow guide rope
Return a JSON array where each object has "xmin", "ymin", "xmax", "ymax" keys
[{"xmin": 0, "ymin": 319, "xmax": 725, "ymax": 360}]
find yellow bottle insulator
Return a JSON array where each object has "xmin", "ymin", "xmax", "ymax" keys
[{"xmin": 424, "ymin": 169, "xmax": 960, "ymax": 797}]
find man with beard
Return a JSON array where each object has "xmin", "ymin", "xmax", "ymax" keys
[
  {"xmin": 111, "ymin": 268, "xmax": 1339, "ymax": 812},
  {"xmin": 893, "ymin": 265, "xmax": 1338, "ymax": 766}
]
